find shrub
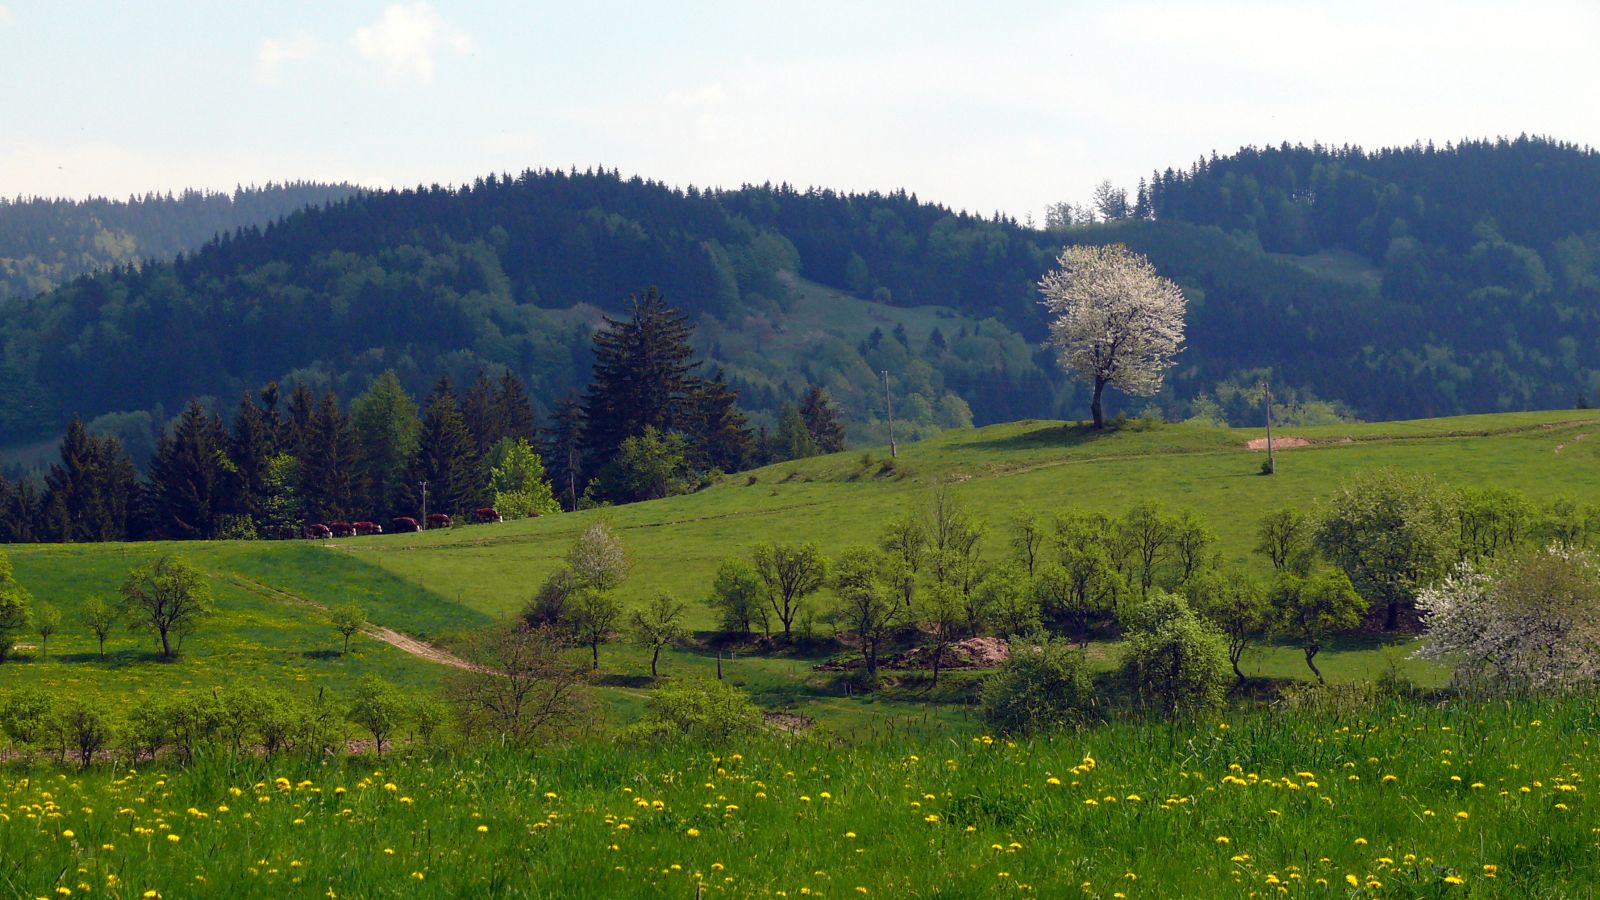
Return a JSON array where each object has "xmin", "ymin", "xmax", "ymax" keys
[
  {"xmin": 55, "ymin": 701, "xmax": 113, "ymax": 769},
  {"xmin": 979, "ymin": 632, "xmax": 1094, "ymax": 735},
  {"xmin": 621, "ymin": 678, "xmax": 764, "ymax": 745},
  {"xmin": 1415, "ymin": 545, "xmax": 1600, "ymax": 693},
  {"xmin": 347, "ymin": 675, "xmax": 408, "ymax": 755},
  {"xmin": 0, "ymin": 687, "xmax": 54, "ymax": 750},
  {"xmin": 1119, "ymin": 596, "xmax": 1231, "ymax": 715}
]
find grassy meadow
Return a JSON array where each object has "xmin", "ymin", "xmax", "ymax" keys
[
  {"xmin": 5, "ymin": 409, "xmax": 1600, "ymax": 726},
  {"xmin": 2, "ymin": 695, "xmax": 1594, "ymax": 897}
]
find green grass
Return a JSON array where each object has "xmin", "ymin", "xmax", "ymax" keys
[
  {"xmin": 6, "ymin": 409, "xmax": 1600, "ymax": 726},
  {"xmin": 2, "ymin": 695, "xmax": 1594, "ymax": 897}
]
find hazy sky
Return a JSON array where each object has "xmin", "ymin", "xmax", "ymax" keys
[{"xmin": 3, "ymin": 1, "xmax": 1596, "ymax": 219}]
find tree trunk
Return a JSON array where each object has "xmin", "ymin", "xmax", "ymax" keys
[
  {"xmin": 1090, "ymin": 377, "xmax": 1107, "ymax": 429},
  {"xmin": 1385, "ymin": 599, "xmax": 1400, "ymax": 631},
  {"xmin": 651, "ymin": 646, "xmax": 661, "ymax": 677},
  {"xmin": 1231, "ymin": 649, "xmax": 1246, "ymax": 683},
  {"xmin": 342, "ymin": 633, "xmax": 352, "ymax": 654},
  {"xmin": 591, "ymin": 641, "xmax": 599, "ymax": 670},
  {"xmin": 159, "ymin": 627, "xmax": 172, "ymax": 659},
  {"xmin": 931, "ymin": 643, "xmax": 943, "ymax": 687},
  {"xmin": 97, "ymin": 636, "xmax": 106, "ymax": 659},
  {"xmin": 1305, "ymin": 646, "xmax": 1324, "ymax": 684}
]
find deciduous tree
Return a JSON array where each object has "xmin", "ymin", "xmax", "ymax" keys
[
  {"xmin": 1038, "ymin": 244, "xmax": 1186, "ymax": 429},
  {"xmin": 119, "ymin": 555, "xmax": 213, "ymax": 659}
]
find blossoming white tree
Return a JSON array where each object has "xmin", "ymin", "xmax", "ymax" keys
[
  {"xmin": 1415, "ymin": 545, "xmax": 1600, "ymax": 692},
  {"xmin": 1038, "ymin": 244, "xmax": 1186, "ymax": 429}
]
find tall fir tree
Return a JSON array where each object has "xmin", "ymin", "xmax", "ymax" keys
[
  {"xmin": 799, "ymin": 385, "xmax": 848, "ymax": 454},
  {"xmin": 149, "ymin": 400, "xmax": 237, "ymax": 539},
  {"xmin": 230, "ymin": 391, "xmax": 278, "ymax": 522},
  {"xmin": 774, "ymin": 402, "xmax": 819, "ymax": 461},
  {"xmin": 542, "ymin": 394, "xmax": 586, "ymax": 512},
  {"xmin": 0, "ymin": 475, "xmax": 40, "ymax": 543},
  {"xmin": 299, "ymin": 390, "xmax": 362, "ymax": 522},
  {"xmin": 493, "ymin": 369, "xmax": 539, "ymax": 444},
  {"xmin": 40, "ymin": 419, "xmax": 137, "ymax": 542},
  {"xmin": 691, "ymin": 369, "xmax": 755, "ymax": 473},
  {"xmin": 581, "ymin": 288, "xmax": 702, "ymax": 471},
  {"xmin": 461, "ymin": 367, "xmax": 498, "ymax": 456},
  {"xmin": 350, "ymin": 371, "xmax": 421, "ymax": 519},
  {"xmin": 413, "ymin": 376, "xmax": 482, "ymax": 515},
  {"xmin": 284, "ymin": 381, "xmax": 317, "ymax": 459}
]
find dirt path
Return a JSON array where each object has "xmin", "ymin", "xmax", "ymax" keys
[{"xmin": 223, "ymin": 574, "xmax": 480, "ymax": 671}]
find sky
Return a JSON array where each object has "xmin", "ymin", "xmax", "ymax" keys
[{"xmin": 2, "ymin": 1, "xmax": 1597, "ymax": 220}]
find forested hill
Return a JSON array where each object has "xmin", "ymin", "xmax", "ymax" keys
[
  {"xmin": 0, "ymin": 183, "xmax": 361, "ymax": 303},
  {"xmin": 5, "ymin": 137, "xmax": 1600, "ymax": 454}
]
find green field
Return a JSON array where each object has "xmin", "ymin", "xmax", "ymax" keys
[
  {"xmin": 1, "ymin": 695, "xmax": 1592, "ymax": 897},
  {"xmin": 5, "ymin": 409, "xmax": 1600, "ymax": 726}
]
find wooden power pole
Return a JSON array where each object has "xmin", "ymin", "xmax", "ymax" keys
[
  {"xmin": 882, "ymin": 369, "xmax": 897, "ymax": 458},
  {"xmin": 1263, "ymin": 381, "xmax": 1275, "ymax": 475}
]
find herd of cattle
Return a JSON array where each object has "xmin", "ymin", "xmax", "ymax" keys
[{"xmin": 303, "ymin": 507, "xmax": 520, "ymax": 539}]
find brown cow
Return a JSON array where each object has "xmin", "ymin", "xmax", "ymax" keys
[
  {"xmin": 426, "ymin": 513, "xmax": 452, "ymax": 529},
  {"xmin": 327, "ymin": 521, "xmax": 356, "ymax": 538},
  {"xmin": 390, "ymin": 516, "xmax": 421, "ymax": 533},
  {"xmin": 473, "ymin": 507, "xmax": 503, "ymax": 524},
  {"xmin": 305, "ymin": 523, "xmax": 332, "ymax": 540},
  {"xmin": 353, "ymin": 521, "xmax": 383, "ymax": 536}
]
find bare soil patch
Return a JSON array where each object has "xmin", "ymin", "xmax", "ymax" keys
[{"xmin": 1246, "ymin": 436, "xmax": 1312, "ymax": 451}]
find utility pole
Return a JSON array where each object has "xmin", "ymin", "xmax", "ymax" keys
[
  {"xmin": 1263, "ymin": 381, "xmax": 1275, "ymax": 475},
  {"xmin": 882, "ymin": 369, "xmax": 897, "ymax": 458},
  {"xmin": 419, "ymin": 480, "xmax": 429, "ymax": 528}
]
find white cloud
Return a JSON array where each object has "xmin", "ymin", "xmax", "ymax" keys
[
  {"xmin": 353, "ymin": 2, "xmax": 470, "ymax": 85},
  {"xmin": 256, "ymin": 32, "xmax": 317, "ymax": 83}
]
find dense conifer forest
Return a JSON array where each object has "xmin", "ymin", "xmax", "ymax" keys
[{"xmin": 3, "ymin": 136, "xmax": 1599, "ymax": 463}]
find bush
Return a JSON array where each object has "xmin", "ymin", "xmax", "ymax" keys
[
  {"xmin": 620, "ymin": 678, "xmax": 764, "ymax": 745},
  {"xmin": 1119, "ymin": 600, "xmax": 1231, "ymax": 715},
  {"xmin": 0, "ymin": 687, "xmax": 54, "ymax": 750},
  {"xmin": 55, "ymin": 701, "xmax": 113, "ymax": 768},
  {"xmin": 979, "ymin": 632, "xmax": 1094, "ymax": 735},
  {"xmin": 347, "ymin": 675, "xmax": 408, "ymax": 755}
]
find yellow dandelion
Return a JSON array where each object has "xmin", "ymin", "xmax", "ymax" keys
[{"xmin": 686, "ymin": 828, "xmax": 701, "ymax": 837}]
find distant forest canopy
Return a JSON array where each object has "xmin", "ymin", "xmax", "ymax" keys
[
  {"xmin": 0, "ymin": 183, "xmax": 362, "ymax": 303},
  {"xmin": 5, "ymin": 134, "xmax": 1600, "ymax": 463}
]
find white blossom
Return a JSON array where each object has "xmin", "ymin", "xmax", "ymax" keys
[{"xmin": 1038, "ymin": 244, "xmax": 1186, "ymax": 425}]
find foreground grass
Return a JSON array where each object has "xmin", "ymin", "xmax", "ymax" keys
[{"xmin": 2, "ymin": 696, "xmax": 1595, "ymax": 897}]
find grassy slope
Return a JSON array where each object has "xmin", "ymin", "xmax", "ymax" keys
[{"xmin": 5, "ymin": 410, "xmax": 1600, "ymax": 724}]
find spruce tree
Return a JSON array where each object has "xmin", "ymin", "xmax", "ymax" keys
[
  {"xmin": 149, "ymin": 400, "xmax": 237, "ymax": 539},
  {"xmin": 800, "ymin": 385, "xmax": 847, "ymax": 453},
  {"xmin": 300, "ymin": 390, "xmax": 362, "ymax": 522},
  {"xmin": 42, "ymin": 418, "xmax": 103, "ymax": 542},
  {"xmin": 350, "ymin": 371, "xmax": 421, "ymax": 519},
  {"xmin": 462, "ymin": 367, "xmax": 498, "ymax": 456},
  {"xmin": 0, "ymin": 476, "xmax": 39, "ymax": 543},
  {"xmin": 581, "ymin": 287, "xmax": 702, "ymax": 471},
  {"xmin": 493, "ymin": 369, "xmax": 539, "ymax": 443},
  {"xmin": 692, "ymin": 369, "xmax": 755, "ymax": 473},
  {"xmin": 230, "ymin": 391, "xmax": 277, "ymax": 521},
  {"xmin": 413, "ymin": 376, "xmax": 481, "ymax": 515},
  {"xmin": 284, "ymin": 381, "xmax": 317, "ymax": 458},
  {"xmin": 543, "ymin": 395, "xmax": 586, "ymax": 511},
  {"xmin": 775, "ymin": 403, "xmax": 819, "ymax": 460}
]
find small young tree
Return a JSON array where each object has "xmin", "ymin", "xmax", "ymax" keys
[
  {"xmin": 215, "ymin": 686, "xmax": 270, "ymax": 756},
  {"xmin": 706, "ymin": 558, "xmax": 768, "ymax": 636},
  {"xmin": 1255, "ymin": 506, "xmax": 1312, "ymax": 574},
  {"xmin": 631, "ymin": 591, "xmax": 689, "ymax": 677},
  {"xmin": 1010, "ymin": 514, "xmax": 1047, "ymax": 578},
  {"xmin": 522, "ymin": 568, "xmax": 582, "ymax": 629},
  {"xmin": 566, "ymin": 520, "xmax": 632, "ymax": 591},
  {"xmin": 831, "ymin": 547, "xmax": 907, "ymax": 680},
  {"xmin": 446, "ymin": 623, "xmax": 595, "ymax": 746},
  {"xmin": 0, "ymin": 551, "xmax": 33, "ymax": 663},
  {"xmin": 33, "ymin": 602, "xmax": 60, "ymax": 659},
  {"xmin": 329, "ymin": 603, "xmax": 367, "ymax": 654},
  {"xmin": 1315, "ymin": 468, "xmax": 1456, "ymax": 630},
  {"xmin": 566, "ymin": 588, "xmax": 624, "ymax": 670},
  {"xmin": 487, "ymin": 436, "xmax": 561, "ymax": 518},
  {"xmin": 1271, "ymin": 569, "xmax": 1367, "ymax": 683},
  {"xmin": 81, "ymin": 596, "xmax": 117, "ymax": 659},
  {"xmin": 920, "ymin": 583, "xmax": 965, "ymax": 687},
  {"xmin": 56, "ymin": 700, "xmax": 113, "ymax": 769},
  {"xmin": 1186, "ymin": 569, "xmax": 1269, "ymax": 684},
  {"xmin": 979, "ymin": 563, "xmax": 1040, "ymax": 637},
  {"xmin": 980, "ymin": 631, "xmax": 1094, "ymax": 735},
  {"xmin": 1119, "ymin": 502, "xmax": 1174, "ymax": 599},
  {"xmin": 1037, "ymin": 243, "xmax": 1187, "ymax": 429},
  {"xmin": 1169, "ymin": 511, "xmax": 1216, "ymax": 585},
  {"xmin": 753, "ymin": 541, "xmax": 828, "ymax": 641},
  {"xmin": 119, "ymin": 555, "xmax": 214, "ymax": 659},
  {"xmin": 347, "ymin": 675, "xmax": 408, "ymax": 755}
]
